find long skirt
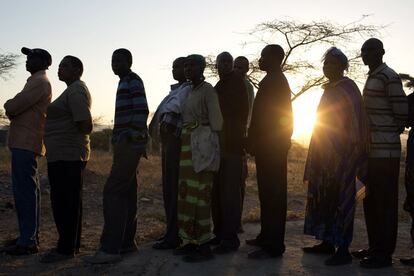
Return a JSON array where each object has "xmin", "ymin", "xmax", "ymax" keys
[{"xmin": 177, "ymin": 128, "xmax": 213, "ymax": 244}]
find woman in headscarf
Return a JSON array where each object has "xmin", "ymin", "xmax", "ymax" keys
[
  {"xmin": 174, "ymin": 54, "xmax": 223, "ymax": 262},
  {"xmin": 303, "ymin": 47, "xmax": 369, "ymax": 265}
]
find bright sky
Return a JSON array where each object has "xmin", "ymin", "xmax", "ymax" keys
[{"xmin": 1, "ymin": 0, "xmax": 413, "ymax": 146}]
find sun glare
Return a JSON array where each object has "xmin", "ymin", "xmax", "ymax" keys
[{"xmin": 291, "ymin": 91, "xmax": 321, "ymax": 146}]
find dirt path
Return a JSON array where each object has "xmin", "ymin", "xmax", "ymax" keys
[{"xmin": 1, "ymin": 218, "xmax": 414, "ymax": 275}]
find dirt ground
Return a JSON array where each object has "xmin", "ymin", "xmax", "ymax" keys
[{"xmin": 0, "ymin": 144, "xmax": 413, "ymax": 275}]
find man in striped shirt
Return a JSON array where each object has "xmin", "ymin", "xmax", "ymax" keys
[
  {"xmin": 354, "ymin": 38, "xmax": 408, "ymax": 269},
  {"xmin": 85, "ymin": 48, "xmax": 149, "ymax": 264}
]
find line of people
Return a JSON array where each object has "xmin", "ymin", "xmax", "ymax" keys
[{"xmin": 1, "ymin": 38, "xmax": 413, "ymax": 269}]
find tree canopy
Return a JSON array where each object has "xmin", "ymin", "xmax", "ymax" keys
[
  {"xmin": 207, "ymin": 16, "xmax": 384, "ymax": 101},
  {"xmin": 0, "ymin": 51, "xmax": 19, "ymax": 80}
]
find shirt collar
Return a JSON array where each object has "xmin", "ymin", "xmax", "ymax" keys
[
  {"xmin": 27, "ymin": 70, "xmax": 46, "ymax": 81},
  {"xmin": 368, "ymin": 63, "xmax": 387, "ymax": 76}
]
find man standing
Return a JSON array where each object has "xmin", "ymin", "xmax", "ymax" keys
[
  {"xmin": 3, "ymin": 47, "xmax": 52, "ymax": 255},
  {"xmin": 246, "ymin": 45, "xmax": 293, "ymax": 259},
  {"xmin": 211, "ymin": 52, "xmax": 249, "ymax": 254},
  {"xmin": 84, "ymin": 48, "xmax": 149, "ymax": 264},
  {"xmin": 150, "ymin": 57, "xmax": 190, "ymax": 250},
  {"xmin": 234, "ymin": 56, "xmax": 255, "ymax": 232},
  {"xmin": 353, "ymin": 38, "xmax": 408, "ymax": 268},
  {"xmin": 234, "ymin": 56, "xmax": 254, "ymax": 128}
]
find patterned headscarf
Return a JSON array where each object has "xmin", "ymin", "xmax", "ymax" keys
[{"xmin": 323, "ymin": 47, "xmax": 349, "ymax": 71}]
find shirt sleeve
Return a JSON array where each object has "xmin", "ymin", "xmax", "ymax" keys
[
  {"xmin": 4, "ymin": 79, "xmax": 51, "ymax": 116},
  {"xmin": 68, "ymin": 85, "xmax": 92, "ymax": 122},
  {"xmin": 206, "ymin": 87, "xmax": 223, "ymax": 132},
  {"xmin": 129, "ymin": 78, "xmax": 149, "ymax": 131},
  {"xmin": 386, "ymin": 76, "xmax": 408, "ymax": 129}
]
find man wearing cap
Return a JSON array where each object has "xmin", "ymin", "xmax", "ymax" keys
[{"xmin": 2, "ymin": 47, "xmax": 52, "ymax": 255}]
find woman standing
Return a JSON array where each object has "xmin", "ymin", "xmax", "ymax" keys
[
  {"xmin": 175, "ymin": 54, "xmax": 223, "ymax": 262},
  {"xmin": 40, "ymin": 56, "xmax": 92, "ymax": 263},
  {"xmin": 303, "ymin": 48, "xmax": 368, "ymax": 265}
]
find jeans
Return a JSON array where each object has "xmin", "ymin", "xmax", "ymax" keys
[{"xmin": 11, "ymin": 148, "xmax": 40, "ymax": 247}]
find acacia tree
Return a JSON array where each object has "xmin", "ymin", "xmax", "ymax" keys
[
  {"xmin": 207, "ymin": 17, "xmax": 383, "ymax": 101},
  {"xmin": 0, "ymin": 51, "xmax": 19, "ymax": 126},
  {"xmin": 400, "ymin": 73, "xmax": 414, "ymax": 90},
  {"xmin": 0, "ymin": 51, "xmax": 19, "ymax": 80}
]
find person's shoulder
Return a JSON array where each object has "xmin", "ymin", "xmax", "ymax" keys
[
  {"xmin": 381, "ymin": 64, "xmax": 401, "ymax": 81},
  {"xmin": 127, "ymin": 72, "xmax": 145, "ymax": 91},
  {"xmin": 202, "ymin": 81, "xmax": 215, "ymax": 90}
]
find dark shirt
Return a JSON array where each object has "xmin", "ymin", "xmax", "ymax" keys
[
  {"xmin": 215, "ymin": 71, "xmax": 249, "ymax": 155},
  {"xmin": 406, "ymin": 93, "xmax": 414, "ymax": 164},
  {"xmin": 248, "ymin": 69, "xmax": 293, "ymax": 151}
]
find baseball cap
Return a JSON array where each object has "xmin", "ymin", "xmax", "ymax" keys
[{"xmin": 21, "ymin": 47, "xmax": 52, "ymax": 67}]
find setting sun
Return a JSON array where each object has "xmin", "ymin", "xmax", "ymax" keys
[{"xmin": 291, "ymin": 90, "xmax": 321, "ymax": 146}]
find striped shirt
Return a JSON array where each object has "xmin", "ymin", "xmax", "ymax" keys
[
  {"xmin": 363, "ymin": 63, "xmax": 408, "ymax": 158},
  {"xmin": 112, "ymin": 71, "xmax": 149, "ymax": 153}
]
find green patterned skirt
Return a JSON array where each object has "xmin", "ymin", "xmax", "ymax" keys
[{"xmin": 177, "ymin": 127, "xmax": 213, "ymax": 244}]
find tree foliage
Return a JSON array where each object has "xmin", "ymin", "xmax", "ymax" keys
[
  {"xmin": 206, "ymin": 16, "xmax": 384, "ymax": 101},
  {"xmin": 400, "ymin": 73, "xmax": 414, "ymax": 90},
  {"xmin": 0, "ymin": 52, "xmax": 19, "ymax": 80}
]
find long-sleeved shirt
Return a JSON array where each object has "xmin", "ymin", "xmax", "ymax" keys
[
  {"xmin": 149, "ymin": 82, "xmax": 191, "ymax": 140},
  {"xmin": 181, "ymin": 81, "xmax": 223, "ymax": 131},
  {"xmin": 215, "ymin": 71, "xmax": 249, "ymax": 155},
  {"xmin": 363, "ymin": 63, "xmax": 408, "ymax": 158},
  {"xmin": 4, "ymin": 70, "xmax": 52, "ymax": 155},
  {"xmin": 248, "ymin": 69, "xmax": 293, "ymax": 151},
  {"xmin": 244, "ymin": 78, "xmax": 255, "ymax": 128},
  {"xmin": 112, "ymin": 71, "xmax": 149, "ymax": 153}
]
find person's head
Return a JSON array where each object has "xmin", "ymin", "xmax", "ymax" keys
[
  {"xmin": 112, "ymin": 48, "xmax": 132, "ymax": 77},
  {"xmin": 215, "ymin": 52, "xmax": 233, "ymax": 77},
  {"xmin": 322, "ymin": 47, "xmax": 348, "ymax": 81},
  {"xmin": 21, "ymin": 47, "xmax": 52, "ymax": 74},
  {"xmin": 58, "ymin": 55, "xmax": 83, "ymax": 85},
  {"xmin": 184, "ymin": 54, "xmax": 206, "ymax": 83},
  {"xmin": 259, "ymin": 44, "xmax": 284, "ymax": 72},
  {"xmin": 172, "ymin": 57, "xmax": 186, "ymax": 83},
  {"xmin": 234, "ymin": 56, "xmax": 250, "ymax": 76},
  {"xmin": 361, "ymin": 38, "xmax": 384, "ymax": 67}
]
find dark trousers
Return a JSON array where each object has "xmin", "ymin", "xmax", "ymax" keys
[
  {"xmin": 11, "ymin": 148, "xmax": 40, "ymax": 247},
  {"xmin": 48, "ymin": 160, "xmax": 86, "ymax": 254},
  {"xmin": 212, "ymin": 155, "xmax": 243, "ymax": 248},
  {"xmin": 160, "ymin": 130, "xmax": 181, "ymax": 246},
  {"xmin": 240, "ymin": 155, "xmax": 248, "ymax": 228},
  {"xmin": 100, "ymin": 139, "xmax": 142, "ymax": 254},
  {"xmin": 255, "ymin": 147, "xmax": 288, "ymax": 254},
  {"xmin": 363, "ymin": 157, "xmax": 400, "ymax": 258}
]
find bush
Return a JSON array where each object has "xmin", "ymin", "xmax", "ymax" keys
[{"xmin": 90, "ymin": 128, "xmax": 112, "ymax": 151}]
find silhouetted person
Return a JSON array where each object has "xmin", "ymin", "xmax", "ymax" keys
[
  {"xmin": 234, "ymin": 56, "xmax": 254, "ymax": 128},
  {"xmin": 84, "ymin": 49, "xmax": 149, "ymax": 264},
  {"xmin": 174, "ymin": 54, "xmax": 223, "ymax": 262},
  {"xmin": 400, "ymin": 92, "xmax": 414, "ymax": 266},
  {"xmin": 149, "ymin": 57, "xmax": 190, "ymax": 250},
  {"xmin": 245, "ymin": 44, "xmax": 293, "ymax": 259},
  {"xmin": 353, "ymin": 38, "xmax": 408, "ymax": 269},
  {"xmin": 234, "ymin": 55, "xmax": 255, "ymax": 232},
  {"xmin": 40, "ymin": 56, "xmax": 92, "ymax": 263},
  {"xmin": 211, "ymin": 52, "xmax": 248, "ymax": 254},
  {"xmin": 2, "ymin": 47, "xmax": 52, "ymax": 256},
  {"xmin": 302, "ymin": 47, "xmax": 369, "ymax": 266}
]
